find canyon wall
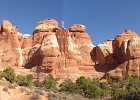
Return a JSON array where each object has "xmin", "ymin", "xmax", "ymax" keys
[{"xmin": 0, "ymin": 19, "xmax": 140, "ymax": 81}]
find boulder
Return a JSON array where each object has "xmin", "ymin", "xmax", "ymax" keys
[
  {"xmin": 69, "ymin": 24, "xmax": 86, "ymax": 32},
  {"xmin": 91, "ymin": 39, "xmax": 116, "ymax": 65},
  {"xmin": 35, "ymin": 19, "xmax": 58, "ymax": 32},
  {"xmin": 1, "ymin": 20, "xmax": 13, "ymax": 34}
]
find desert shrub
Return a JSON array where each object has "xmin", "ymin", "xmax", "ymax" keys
[
  {"xmin": 3, "ymin": 67, "xmax": 16, "ymax": 83},
  {"xmin": 19, "ymin": 87, "xmax": 31, "ymax": 95},
  {"xmin": 59, "ymin": 79, "xmax": 79, "ymax": 93},
  {"xmin": 58, "ymin": 75, "xmax": 140, "ymax": 99},
  {"xmin": 76, "ymin": 77, "xmax": 104, "ymax": 99},
  {"xmin": 111, "ymin": 87, "xmax": 121, "ymax": 99},
  {"xmin": 84, "ymin": 83, "xmax": 102, "ymax": 99},
  {"xmin": 100, "ymin": 82, "xmax": 110, "ymax": 97},
  {"xmin": 59, "ymin": 76, "xmax": 110, "ymax": 99},
  {"xmin": 3, "ymin": 87, "xmax": 8, "ymax": 92},
  {"xmin": 0, "ymin": 71, "xmax": 4, "ymax": 79},
  {"xmin": 26, "ymin": 74, "xmax": 33, "ymax": 86},
  {"xmin": 16, "ymin": 74, "xmax": 33, "ymax": 87},
  {"xmin": 111, "ymin": 87, "xmax": 133, "ymax": 100},
  {"xmin": 42, "ymin": 75, "xmax": 57, "ymax": 89},
  {"xmin": 3, "ymin": 87, "xmax": 10, "ymax": 94},
  {"xmin": 125, "ymin": 75, "xmax": 140, "ymax": 99},
  {"xmin": 30, "ymin": 92, "xmax": 40, "ymax": 100},
  {"xmin": 108, "ymin": 76, "xmax": 120, "ymax": 86},
  {"xmin": 16, "ymin": 75, "xmax": 25, "ymax": 86},
  {"xmin": 34, "ymin": 80, "xmax": 42, "ymax": 87},
  {"xmin": 110, "ymin": 75, "xmax": 140, "ymax": 100},
  {"xmin": 76, "ymin": 76, "xmax": 91, "ymax": 90},
  {"xmin": 48, "ymin": 92, "xmax": 57, "ymax": 100},
  {"xmin": 30, "ymin": 88, "xmax": 44, "ymax": 99},
  {"xmin": 34, "ymin": 88, "xmax": 44, "ymax": 95}
]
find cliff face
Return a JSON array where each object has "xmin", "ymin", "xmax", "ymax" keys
[
  {"xmin": 0, "ymin": 19, "xmax": 140, "ymax": 80},
  {"xmin": 0, "ymin": 19, "xmax": 96, "ymax": 80},
  {"xmin": 91, "ymin": 29, "xmax": 140, "ymax": 78}
]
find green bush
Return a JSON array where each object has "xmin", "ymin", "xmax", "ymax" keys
[
  {"xmin": 76, "ymin": 76, "xmax": 91, "ymax": 90},
  {"xmin": 34, "ymin": 80, "xmax": 42, "ymax": 87},
  {"xmin": 59, "ymin": 79, "xmax": 79, "ymax": 93},
  {"xmin": 85, "ymin": 83, "xmax": 102, "ymax": 98},
  {"xmin": 16, "ymin": 74, "xmax": 33, "ymax": 87},
  {"xmin": 100, "ymin": 82, "xmax": 110, "ymax": 97},
  {"xmin": 0, "ymin": 71, "xmax": 4, "ymax": 79},
  {"xmin": 42, "ymin": 75, "xmax": 57, "ymax": 89},
  {"xmin": 125, "ymin": 75, "xmax": 140, "ymax": 99},
  {"xmin": 16, "ymin": 75, "xmax": 25, "ymax": 86},
  {"xmin": 108, "ymin": 76, "xmax": 120, "ymax": 86},
  {"xmin": 3, "ymin": 67, "xmax": 16, "ymax": 83},
  {"xmin": 111, "ymin": 87, "xmax": 122, "ymax": 99},
  {"xmin": 59, "ymin": 76, "xmax": 110, "ymax": 99},
  {"xmin": 76, "ymin": 77, "xmax": 103, "ymax": 99},
  {"xmin": 110, "ymin": 75, "xmax": 140, "ymax": 100}
]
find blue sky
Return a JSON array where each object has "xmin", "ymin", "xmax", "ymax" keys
[{"xmin": 0, "ymin": 0, "xmax": 140, "ymax": 45}]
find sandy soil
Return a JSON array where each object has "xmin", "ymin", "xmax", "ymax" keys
[{"xmin": 0, "ymin": 86, "xmax": 48, "ymax": 100}]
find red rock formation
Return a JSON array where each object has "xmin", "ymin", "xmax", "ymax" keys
[
  {"xmin": 0, "ymin": 20, "xmax": 23, "ymax": 67},
  {"xmin": 1, "ymin": 19, "xmax": 140, "ymax": 81},
  {"xmin": 69, "ymin": 24, "xmax": 92, "ymax": 44},
  {"xmin": 35, "ymin": 19, "xmax": 58, "ymax": 32},
  {"xmin": 22, "ymin": 35, "xmax": 33, "ymax": 48},
  {"xmin": 91, "ymin": 39, "xmax": 116, "ymax": 66},
  {"xmin": 92, "ymin": 29, "xmax": 140, "ymax": 78},
  {"xmin": 69, "ymin": 24, "xmax": 86, "ymax": 32},
  {"xmin": 113, "ymin": 29, "xmax": 137, "ymax": 63},
  {"xmin": 0, "ymin": 19, "xmax": 95, "ymax": 81},
  {"xmin": 119, "ymin": 36, "xmax": 140, "ymax": 77},
  {"xmin": 114, "ymin": 29, "xmax": 137, "ymax": 46},
  {"xmin": 1, "ymin": 20, "xmax": 13, "ymax": 34},
  {"xmin": 37, "ymin": 28, "xmax": 95, "ymax": 79}
]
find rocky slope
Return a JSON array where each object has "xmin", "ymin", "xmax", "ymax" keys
[{"xmin": 0, "ymin": 19, "xmax": 139, "ymax": 81}]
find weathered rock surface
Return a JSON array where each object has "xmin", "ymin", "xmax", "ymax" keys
[
  {"xmin": 91, "ymin": 39, "xmax": 116, "ymax": 66},
  {"xmin": 0, "ymin": 20, "xmax": 23, "ymax": 67},
  {"xmin": 0, "ymin": 19, "xmax": 96, "ymax": 81},
  {"xmin": 1, "ymin": 20, "xmax": 13, "ymax": 33},
  {"xmin": 117, "ymin": 36, "xmax": 140, "ymax": 77},
  {"xmin": 127, "ymin": 36, "xmax": 140, "ymax": 59},
  {"xmin": 69, "ymin": 24, "xmax": 86, "ymax": 32},
  {"xmin": 35, "ymin": 19, "xmax": 58, "ymax": 32},
  {"xmin": 91, "ymin": 29, "xmax": 140, "ymax": 78},
  {"xmin": 0, "ymin": 19, "xmax": 140, "ymax": 81},
  {"xmin": 112, "ymin": 29, "xmax": 137, "ymax": 63}
]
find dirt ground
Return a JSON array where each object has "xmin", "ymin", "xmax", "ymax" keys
[{"xmin": 0, "ymin": 86, "xmax": 48, "ymax": 100}]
